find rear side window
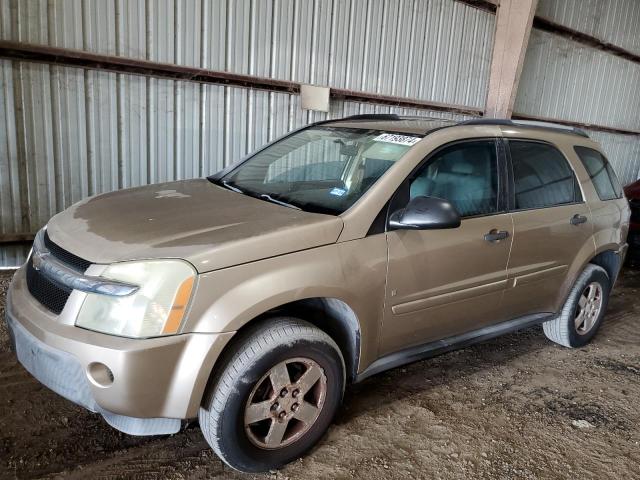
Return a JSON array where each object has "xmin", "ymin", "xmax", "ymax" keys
[
  {"xmin": 509, "ymin": 140, "xmax": 580, "ymax": 210},
  {"xmin": 574, "ymin": 146, "xmax": 623, "ymax": 201}
]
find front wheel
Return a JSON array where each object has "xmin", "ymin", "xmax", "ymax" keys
[
  {"xmin": 199, "ymin": 317, "xmax": 345, "ymax": 473},
  {"xmin": 543, "ymin": 264, "xmax": 610, "ymax": 348}
]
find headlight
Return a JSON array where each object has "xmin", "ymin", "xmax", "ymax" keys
[{"xmin": 76, "ymin": 259, "xmax": 196, "ymax": 338}]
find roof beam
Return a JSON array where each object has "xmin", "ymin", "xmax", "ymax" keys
[
  {"xmin": 533, "ymin": 16, "xmax": 640, "ymax": 65},
  {"xmin": 0, "ymin": 41, "xmax": 482, "ymax": 117},
  {"xmin": 0, "ymin": 233, "xmax": 34, "ymax": 244},
  {"xmin": 458, "ymin": 0, "xmax": 640, "ymax": 66},
  {"xmin": 485, "ymin": 0, "xmax": 538, "ymax": 118},
  {"xmin": 453, "ymin": 0, "xmax": 497, "ymax": 14}
]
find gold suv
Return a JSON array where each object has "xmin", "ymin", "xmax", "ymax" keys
[{"xmin": 5, "ymin": 115, "xmax": 630, "ymax": 472}]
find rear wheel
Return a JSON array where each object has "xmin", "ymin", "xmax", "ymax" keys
[
  {"xmin": 543, "ymin": 264, "xmax": 610, "ymax": 348},
  {"xmin": 199, "ymin": 317, "xmax": 345, "ymax": 473}
]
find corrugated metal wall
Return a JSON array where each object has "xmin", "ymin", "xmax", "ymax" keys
[
  {"xmin": 586, "ymin": 130, "xmax": 640, "ymax": 186},
  {"xmin": 515, "ymin": 29, "xmax": 640, "ymax": 185},
  {"xmin": 516, "ymin": 30, "xmax": 640, "ymax": 132},
  {"xmin": 0, "ymin": 0, "xmax": 494, "ymax": 266},
  {"xmin": 0, "ymin": 59, "xmax": 474, "ymax": 231},
  {"xmin": 0, "ymin": 244, "xmax": 29, "ymax": 270},
  {"xmin": 515, "ymin": 1, "xmax": 640, "ymax": 187},
  {"xmin": 0, "ymin": 0, "xmax": 495, "ymax": 107},
  {"xmin": 537, "ymin": 0, "xmax": 640, "ymax": 56}
]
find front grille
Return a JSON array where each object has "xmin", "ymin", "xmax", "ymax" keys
[
  {"xmin": 26, "ymin": 257, "xmax": 72, "ymax": 314},
  {"xmin": 25, "ymin": 232, "xmax": 92, "ymax": 314},
  {"xmin": 44, "ymin": 231, "xmax": 91, "ymax": 272}
]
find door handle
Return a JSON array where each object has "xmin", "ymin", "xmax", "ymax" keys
[
  {"xmin": 484, "ymin": 229, "xmax": 509, "ymax": 242},
  {"xmin": 570, "ymin": 214, "xmax": 588, "ymax": 225}
]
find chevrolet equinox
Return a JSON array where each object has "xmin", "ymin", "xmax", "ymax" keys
[{"xmin": 5, "ymin": 115, "xmax": 630, "ymax": 472}]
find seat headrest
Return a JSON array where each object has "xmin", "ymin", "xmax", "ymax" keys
[{"xmin": 448, "ymin": 160, "xmax": 474, "ymax": 175}]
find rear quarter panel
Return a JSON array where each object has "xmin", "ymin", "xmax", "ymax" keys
[
  {"xmin": 590, "ymin": 198, "xmax": 630, "ymax": 255},
  {"xmin": 565, "ymin": 141, "xmax": 630, "ymax": 256}
]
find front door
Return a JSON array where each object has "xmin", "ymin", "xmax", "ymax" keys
[{"xmin": 381, "ymin": 139, "xmax": 513, "ymax": 355}]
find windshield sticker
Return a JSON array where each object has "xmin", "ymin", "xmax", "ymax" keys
[
  {"xmin": 373, "ymin": 133, "xmax": 422, "ymax": 146},
  {"xmin": 329, "ymin": 187, "xmax": 347, "ymax": 197}
]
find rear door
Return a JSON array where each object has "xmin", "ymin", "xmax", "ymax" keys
[
  {"xmin": 502, "ymin": 139, "xmax": 594, "ymax": 318},
  {"xmin": 381, "ymin": 139, "xmax": 513, "ymax": 355}
]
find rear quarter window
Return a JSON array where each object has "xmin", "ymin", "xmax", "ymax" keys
[{"xmin": 574, "ymin": 146, "xmax": 623, "ymax": 201}]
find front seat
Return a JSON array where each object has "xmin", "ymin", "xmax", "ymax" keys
[{"xmin": 432, "ymin": 159, "xmax": 490, "ymax": 216}]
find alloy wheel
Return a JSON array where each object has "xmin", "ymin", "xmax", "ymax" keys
[
  {"xmin": 244, "ymin": 357, "xmax": 327, "ymax": 449},
  {"xmin": 575, "ymin": 282, "xmax": 603, "ymax": 335}
]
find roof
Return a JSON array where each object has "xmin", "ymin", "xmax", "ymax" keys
[{"xmin": 322, "ymin": 114, "xmax": 590, "ymax": 139}]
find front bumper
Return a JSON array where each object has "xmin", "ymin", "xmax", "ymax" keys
[{"xmin": 6, "ymin": 267, "xmax": 234, "ymax": 435}]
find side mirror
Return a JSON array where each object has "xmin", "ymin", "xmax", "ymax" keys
[{"xmin": 389, "ymin": 196, "xmax": 461, "ymax": 230}]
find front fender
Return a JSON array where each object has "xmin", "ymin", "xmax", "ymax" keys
[{"xmin": 183, "ymin": 236, "xmax": 388, "ymax": 374}]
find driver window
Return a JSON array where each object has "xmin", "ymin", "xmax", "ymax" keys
[{"xmin": 410, "ymin": 140, "xmax": 499, "ymax": 217}]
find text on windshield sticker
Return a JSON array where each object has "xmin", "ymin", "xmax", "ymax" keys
[{"xmin": 373, "ymin": 133, "xmax": 422, "ymax": 146}]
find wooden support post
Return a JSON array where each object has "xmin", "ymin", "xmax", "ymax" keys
[{"xmin": 485, "ymin": 0, "xmax": 538, "ymax": 118}]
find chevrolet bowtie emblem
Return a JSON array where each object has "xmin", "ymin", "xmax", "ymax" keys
[{"xmin": 31, "ymin": 251, "xmax": 44, "ymax": 271}]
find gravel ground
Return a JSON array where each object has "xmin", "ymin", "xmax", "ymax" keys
[{"xmin": 1, "ymin": 268, "xmax": 639, "ymax": 479}]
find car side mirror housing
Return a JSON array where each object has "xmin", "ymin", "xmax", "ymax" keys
[{"xmin": 389, "ymin": 196, "xmax": 461, "ymax": 230}]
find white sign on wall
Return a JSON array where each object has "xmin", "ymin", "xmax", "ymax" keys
[{"xmin": 300, "ymin": 84, "xmax": 330, "ymax": 112}]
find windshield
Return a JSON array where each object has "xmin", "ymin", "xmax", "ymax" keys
[{"xmin": 216, "ymin": 126, "xmax": 422, "ymax": 215}]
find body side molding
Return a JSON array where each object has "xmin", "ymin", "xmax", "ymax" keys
[{"xmin": 356, "ymin": 312, "xmax": 552, "ymax": 382}]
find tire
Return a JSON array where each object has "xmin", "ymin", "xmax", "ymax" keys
[
  {"xmin": 543, "ymin": 264, "xmax": 610, "ymax": 348},
  {"xmin": 198, "ymin": 317, "xmax": 345, "ymax": 473}
]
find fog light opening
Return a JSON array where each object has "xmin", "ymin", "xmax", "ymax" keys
[{"xmin": 87, "ymin": 362, "xmax": 114, "ymax": 388}]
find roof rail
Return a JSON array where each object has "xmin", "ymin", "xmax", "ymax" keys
[
  {"xmin": 340, "ymin": 114, "xmax": 401, "ymax": 121},
  {"xmin": 460, "ymin": 118, "xmax": 590, "ymax": 138}
]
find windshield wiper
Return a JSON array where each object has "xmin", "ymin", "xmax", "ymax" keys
[
  {"xmin": 221, "ymin": 180, "xmax": 243, "ymax": 193},
  {"xmin": 215, "ymin": 178, "xmax": 301, "ymax": 210},
  {"xmin": 259, "ymin": 194, "xmax": 301, "ymax": 210}
]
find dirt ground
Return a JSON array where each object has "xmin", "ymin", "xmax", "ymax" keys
[{"xmin": 1, "ymin": 268, "xmax": 639, "ymax": 480}]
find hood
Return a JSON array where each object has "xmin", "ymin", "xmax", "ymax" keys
[{"xmin": 46, "ymin": 179, "xmax": 344, "ymax": 272}]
